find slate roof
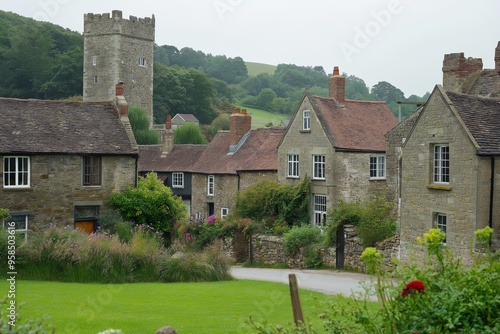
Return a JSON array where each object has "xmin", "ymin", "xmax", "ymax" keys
[
  {"xmin": 310, "ymin": 94, "xmax": 399, "ymax": 152},
  {"xmin": 447, "ymin": 91, "xmax": 500, "ymax": 155},
  {"xmin": 172, "ymin": 114, "xmax": 199, "ymax": 123},
  {"xmin": 138, "ymin": 144, "xmax": 208, "ymax": 173},
  {"xmin": 0, "ymin": 98, "xmax": 138, "ymax": 155},
  {"xmin": 191, "ymin": 127, "xmax": 286, "ymax": 174}
]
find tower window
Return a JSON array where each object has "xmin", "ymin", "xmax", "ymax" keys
[
  {"xmin": 138, "ymin": 58, "xmax": 146, "ymax": 67},
  {"xmin": 92, "ymin": 56, "xmax": 97, "ymax": 66},
  {"xmin": 93, "ymin": 76, "xmax": 98, "ymax": 84}
]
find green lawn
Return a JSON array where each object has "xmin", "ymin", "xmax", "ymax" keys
[
  {"xmin": 1, "ymin": 280, "xmax": 340, "ymax": 334},
  {"xmin": 236, "ymin": 105, "xmax": 288, "ymax": 128}
]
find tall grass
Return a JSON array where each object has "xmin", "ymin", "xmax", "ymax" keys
[{"xmin": 1, "ymin": 227, "xmax": 231, "ymax": 283}]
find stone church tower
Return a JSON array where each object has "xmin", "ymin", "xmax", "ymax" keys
[{"xmin": 83, "ymin": 10, "xmax": 155, "ymax": 126}]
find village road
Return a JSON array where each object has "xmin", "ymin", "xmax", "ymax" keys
[{"xmin": 230, "ymin": 266, "xmax": 376, "ymax": 297}]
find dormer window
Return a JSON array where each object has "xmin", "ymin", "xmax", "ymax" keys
[{"xmin": 302, "ymin": 110, "xmax": 310, "ymax": 131}]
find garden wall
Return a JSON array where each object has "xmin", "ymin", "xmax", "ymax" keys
[{"xmin": 227, "ymin": 226, "xmax": 400, "ymax": 273}]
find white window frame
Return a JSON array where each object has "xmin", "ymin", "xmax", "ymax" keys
[
  {"xmin": 287, "ymin": 154, "xmax": 299, "ymax": 178},
  {"xmin": 3, "ymin": 156, "xmax": 30, "ymax": 189},
  {"xmin": 221, "ymin": 208, "xmax": 229, "ymax": 219},
  {"xmin": 313, "ymin": 195, "xmax": 327, "ymax": 227},
  {"xmin": 434, "ymin": 213, "xmax": 447, "ymax": 243},
  {"xmin": 207, "ymin": 175, "xmax": 214, "ymax": 196},
  {"xmin": 302, "ymin": 110, "xmax": 310, "ymax": 131},
  {"xmin": 3, "ymin": 214, "xmax": 29, "ymax": 242},
  {"xmin": 138, "ymin": 57, "xmax": 146, "ymax": 67},
  {"xmin": 369, "ymin": 155, "xmax": 386, "ymax": 179},
  {"xmin": 172, "ymin": 172, "xmax": 184, "ymax": 188},
  {"xmin": 92, "ymin": 56, "xmax": 97, "ymax": 66},
  {"xmin": 433, "ymin": 145, "xmax": 449, "ymax": 184},
  {"xmin": 312, "ymin": 155, "xmax": 325, "ymax": 180}
]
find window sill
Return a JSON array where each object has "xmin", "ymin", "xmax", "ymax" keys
[
  {"xmin": 312, "ymin": 178, "xmax": 326, "ymax": 181},
  {"xmin": 3, "ymin": 187, "xmax": 32, "ymax": 191},
  {"xmin": 286, "ymin": 176, "xmax": 300, "ymax": 179},
  {"xmin": 369, "ymin": 178, "xmax": 386, "ymax": 181},
  {"xmin": 300, "ymin": 130, "xmax": 311, "ymax": 133},
  {"xmin": 427, "ymin": 184, "xmax": 452, "ymax": 191}
]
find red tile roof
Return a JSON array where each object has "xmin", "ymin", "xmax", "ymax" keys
[
  {"xmin": 191, "ymin": 127, "xmax": 286, "ymax": 174},
  {"xmin": 311, "ymin": 94, "xmax": 398, "ymax": 151}
]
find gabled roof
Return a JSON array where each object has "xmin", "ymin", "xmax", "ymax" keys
[
  {"xmin": 191, "ymin": 127, "xmax": 286, "ymax": 174},
  {"xmin": 446, "ymin": 91, "xmax": 500, "ymax": 155},
  {"xmin": 0, "ymin": 98, "xmax": 138, "ymax": 155},
  {"xmin": 172, "ymin": 114, "xmax": 199, "ymax": 122},
  {"xmin": 310, "ymin": 94, "xmax": 398, "ymax": 152},
  {"xmin": 138, "ymin": 144, "xmax": 208, "ymax": 173}
]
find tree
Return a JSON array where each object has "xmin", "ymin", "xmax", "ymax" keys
[
  {"xmin": 40, "ymin": 46, "xmax": 83, "ymax": 99},
  {"xmin": 128, "ymin": 105, "xmax": 159, "ymax": 144},
  {"xmin": 107, "ymin": 172, "xmax": 187, "ymax": 236},
  {"xmin": 174, "ymin": 123, "xmax": 207, "ymax": 144}
]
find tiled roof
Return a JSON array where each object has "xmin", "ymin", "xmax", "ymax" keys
[
  {"xmin": 311, "ymin": 94, "xmax": 399, "ymax": 151},
  {"xmin": 138, "ymin": 144, "xmax": 208, "ymax": 172},
  {"xmin": 0, "ymin": 98, "xmax": 138, "ymax": 155},
  {"xmin": 447, "ymin": 91, "xmax": 500, "ymax": 155},
  {"xmin": 191, "ymin": 127, "xmax": 286, "ymax": 174},
  {"xmin": 173, "ymin": 114, "xmax": 199, "ymax": 122}
]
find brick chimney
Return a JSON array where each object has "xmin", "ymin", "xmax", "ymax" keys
[
  {"xmin": 442, "ymin": 53, "xmax": 483, "ymax": 92},
  {"xmin": 229, "ymin": 108, "xmax": 251, "ymax": 147},
  {"xmin": 329, "ymin": 66, "xmax": 345, "ymax": 102},
  {"xmin": 162, "ymin": 115, "xmax": 174, "ymax": 154},
  {"xmin": 115, "ymin": 82, "xmax": 128, "ymax": 117}
]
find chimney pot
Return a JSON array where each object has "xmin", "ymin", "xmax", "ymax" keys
[
  {"xmin": 242, "ymin": 109, "xmax": 247, "ymax": 115},
  {"xmin": 116, "ymin": 82, "xmax": 124, "ymax": 96},
  {"xmin": 165, "ymin": 115, "xmax": 172, "ymax": 130},
  {"xmin": 233, "ymin": 107, "xmax": 239, "ymax": 114},
  {"xmin": 329, "ymin": 66, "xmax": 345, "ymax": 102}
]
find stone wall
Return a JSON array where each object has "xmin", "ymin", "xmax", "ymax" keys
[
  {"xmin": 83, "ymin": 10, "xmax": 155, "ymax": 126},
  {"xmin": 228, "ymin": 228, "xmax": 400, "ymax": 273},
  {"xmin": 0, "ymin": 154, "xmax": 137, "ymax": 230}
]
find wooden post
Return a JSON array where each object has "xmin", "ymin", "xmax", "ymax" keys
[{"xmin": 289, "ymin": 274, "xmax": 305, "ymax": 327}]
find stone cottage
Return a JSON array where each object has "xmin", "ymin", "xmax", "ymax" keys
[
  {"xmin": 277, "ymin": 67, "xmax": 398, "ymax": 226},
  {"xmin": 398, "ymin": 85, "xmax": 500, "ymax": 261},
  {"xmin": 189, "ymin": 109, "xmax": 286, "ymax": 221},
  {"xmin": 0, "ymin": 84, "xmax": 138, "ymax": 235}
]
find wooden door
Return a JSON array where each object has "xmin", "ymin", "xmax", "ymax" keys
[{"xmin": 75, "ymin": 221, "xmax": 95, "ymax": 234}]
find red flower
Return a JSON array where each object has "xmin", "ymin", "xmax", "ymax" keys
[{"xmin": 401, "ymin": 280, "xmax": 425, "ymax": 297}]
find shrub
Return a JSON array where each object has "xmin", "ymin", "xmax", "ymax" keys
[
  {"xmin": 9, "ymin": 226, "xmax": 231, "ymax": 283},
  {"xmin": 0, "ymin": 299, "xmax": 54, "ymax": 333},
  {"xmin": 325, "ymin": 196, "xmax": 397, "ymax": 247},
  {"xmin": 108, "ymin": 172, "xmax": 187, "ymax": 241},
  {"xmin": 282, "ymin": 225, "xmax": 321, "ymax": 255},
  {"xmin": 235, "ymin": 177, "xmax": 310, "ymax": 229}
]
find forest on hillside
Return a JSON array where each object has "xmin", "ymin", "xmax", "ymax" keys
[{"xmin": 0, "ymin": 10, "xmax": 429, "ymax": 126}]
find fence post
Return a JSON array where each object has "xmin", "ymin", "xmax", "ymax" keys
[{"xmin": 288, "ymin": 274, "xmax": 305, "ymax": 327}]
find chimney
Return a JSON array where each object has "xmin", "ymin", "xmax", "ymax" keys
[
  {"xmin": 162, "ymin": 115, "xmax": 174, "ymax": 154},
  {"xmin": 230, "ymin": 108, "xmax": 251, "ymax": 146},
  {"xmin": 442, "ymin": 53, "xmax": 483, "ymax": 92},
  {"xmin": 115, "ymin": 82, "xmax": 128, "ymax": 117},
  {"xmin": 329, "ymin": 66, "xmax": 345, "ymax": 102}
]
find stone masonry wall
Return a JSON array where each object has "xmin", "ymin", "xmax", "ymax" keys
[
  {"xmin": 400, "ymin": 89, "xmax": 480, "ymax": 263},
  {"xmin": 83, "ymin": 10, "xmax": 155, "ymax": 126},
  {"xmin": 233, "ymin": 228, "xmax": 400, "ymax": 273},
  {"xmin": 0, "ymin": 154, "xmax": 137, "ymax": 230}
]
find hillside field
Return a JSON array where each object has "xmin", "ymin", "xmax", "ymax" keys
[
  {"xmin": 245, "ymin": 61, "xmax": 277, "ymax": 76},
  {"xmin": 236, "ymin": 105, "xmax": 289, "ymax": 128}
]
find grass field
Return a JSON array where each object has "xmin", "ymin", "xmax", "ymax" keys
[
  {"xmin": 236, "ymin": 105, "xmax": 289, "ymax": 128},
  {"xmin": 245, "ymin": 62, "xmax": 276, "ymax": 77},
  {"xmin": 1, "ymin": 279, "xmax": 341, "ymax": 334}
]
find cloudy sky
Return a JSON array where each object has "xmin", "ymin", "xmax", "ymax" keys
[{"xmin": 3, "ymin": 0, "xmax": 499, "ymax": 96}]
